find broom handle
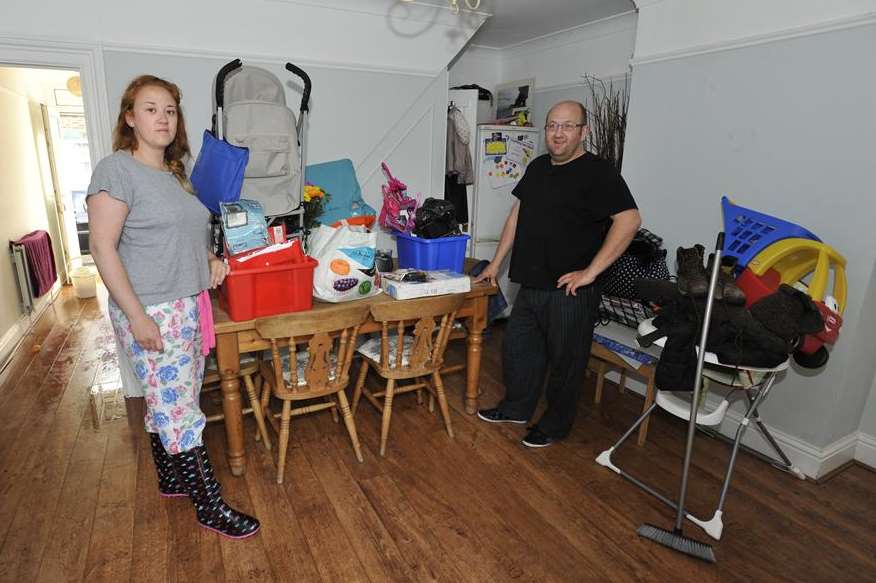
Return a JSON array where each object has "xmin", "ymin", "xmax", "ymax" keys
[{"xmin": 674, "ymin": 232, "xmax": 724, "ymax": 531}]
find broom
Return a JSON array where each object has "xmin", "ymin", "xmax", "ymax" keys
[{"xmin": 637, "ymin": 233, "xmax": 725, "ymax": 563}]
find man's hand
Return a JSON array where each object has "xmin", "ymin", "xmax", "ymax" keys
[
  {"xmin": 208, "ymin": 256, "xmax": 229, "ymax": 289},
  {"xmin": 473, "ymin": 262, "xmax": 500, "ymax": 286},
  {"xmin": 131, "ymin": 313, "xmax": 164, "ymax": 352},
  {"xmin": 557, "ymin": 269, "xmax": 596, "ymax": 296}
]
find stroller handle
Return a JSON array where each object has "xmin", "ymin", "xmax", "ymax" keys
[
  {"xmin": 216, "ymin": 59, "xmax": 243, "ymax": 109},
  {"xmin": 285, "ymin": 63, "xmax": 312, "ymax": 113}
]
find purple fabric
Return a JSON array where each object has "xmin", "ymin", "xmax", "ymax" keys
[{"xmin": 12, "ymin": 230, "xmax": 56, "ymax": 297}]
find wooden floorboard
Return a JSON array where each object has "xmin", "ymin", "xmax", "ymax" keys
[{"xmin": 0, "ymin": 288, "xmax": 874, "ymax": 583}]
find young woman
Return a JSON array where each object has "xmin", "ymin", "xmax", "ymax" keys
[{"xmin": 87, "ymin": 75, "xmax": 259, "ymax": 539}]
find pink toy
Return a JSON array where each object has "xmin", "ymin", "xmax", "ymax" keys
[{"xmin": 378, "ymin": 162, "xmax": 419, "ymax": 233}]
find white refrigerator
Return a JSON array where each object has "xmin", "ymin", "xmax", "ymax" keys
[{"xmin": 470, "ymin": 124, "xmax": 540, "ymax": 315}]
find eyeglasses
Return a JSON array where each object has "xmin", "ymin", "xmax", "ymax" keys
[{"xmin": 544, "ymin": 122, "xmax": 584, "ymax": 133}]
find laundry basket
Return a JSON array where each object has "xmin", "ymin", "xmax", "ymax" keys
[{"xmin": 721, "ymin": 196, "xmax": 821, "ymax": 271}]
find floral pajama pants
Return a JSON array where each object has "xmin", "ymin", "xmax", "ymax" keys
[{"xmin": 109, "ymin": 295, "xmax": 206, "ymax": 454}]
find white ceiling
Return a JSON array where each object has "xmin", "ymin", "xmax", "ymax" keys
[{"xmin": 471, "ymin": 0, "xmax": 636, "ymax": 48}]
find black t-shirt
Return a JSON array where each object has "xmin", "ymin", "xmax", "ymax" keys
[{"xmin": 509, "ymin": 152, "xmax": 637, "ymax": 289}]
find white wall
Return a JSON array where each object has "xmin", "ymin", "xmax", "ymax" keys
[
  {"xmin": 0, "ymin": 81, "xmax": 54, "ymax": 362},
  {"xmin": 624, "ymin": 6, "xmax": 876, "ymax": 473},
  {"xmin": 501, "ymin": 11, "xmax": 638, "ymax": 146},
  {"xmin": 501, "ymin": 11, "xmax": 638, "ymax": 91},
  {"xmin": 859, "ymin": 376, "xmax": 876, "ymax": 465},
  {"xmin": 448, "ymin": 44, "xmax": 502, "ymax": 119},
  {"xmin": 449, "ymin": 11, "xmax": 638, "ymax": 158},
  {"xmin": 1, "ymin": 0, "xmax": 486, "ymax": 76},
  {"xmin": 633, "ymin": 0, "xmax": 876, "ymax": 61}
]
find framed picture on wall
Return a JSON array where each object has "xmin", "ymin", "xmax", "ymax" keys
[{"xmin": 495, "ymin": 78, "xmax": 535, "ymax": 121}]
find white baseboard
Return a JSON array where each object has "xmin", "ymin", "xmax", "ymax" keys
[
  {"xmin": 708, "ymin": 408, "xmax": 857, "ymax": 480},
  {"xmin": 0, "ymin": 316, "xmax": 30, "ymax": 371},
  {"xmin": 0, "ymin": 282, "xmax": 62, "ymax": 373},
  {"xmin": 856, "ymin": 432, "xmax": 876, "ymax": 470},
  {"xmin": 601, "ymin": 372, "xmax": 862, "ymax": 479}
]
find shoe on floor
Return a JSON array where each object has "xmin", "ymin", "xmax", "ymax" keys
[
  {"xmin": 521, "ymin": 427, "xmax": 555, "ymax": 448},
  {"xmin": 477, "ymin": 408, "xmax": 527, "ymax": 424}
]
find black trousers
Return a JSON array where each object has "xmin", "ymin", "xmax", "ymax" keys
[{"xmin": 498, "ymin": 285, "xmax": 600, "ymax": 438}]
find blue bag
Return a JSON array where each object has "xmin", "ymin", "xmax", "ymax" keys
[
  {"xmin": 304, "ymin": 159, "xmax": 377, "ymax": 225},
  {"xmin": 191, "ymin": 130, "xmax": 249, "ymax": 214}
]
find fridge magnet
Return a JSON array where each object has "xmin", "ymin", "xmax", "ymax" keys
[{"xmin": 484, "ymin": 133, "xmax": 507, "ymax": 157}]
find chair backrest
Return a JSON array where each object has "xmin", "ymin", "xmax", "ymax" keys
[
  {"xmin": 255, "ymin": 303, "xmax": 371, "ymax": 396},
  {"xmin": 368, "ymin": 294, "xmax": 466, "ymax": 374}
]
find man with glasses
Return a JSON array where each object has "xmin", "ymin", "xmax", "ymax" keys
[{"xmin": 474, "ymin": 100, "xmax": 641, "ymax": 448}]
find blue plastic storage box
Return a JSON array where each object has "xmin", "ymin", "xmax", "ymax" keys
[{"xmin": 395, "ymin": 232, "xmax": 470, "ymax": 273}]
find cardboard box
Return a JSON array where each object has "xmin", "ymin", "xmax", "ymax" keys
[{"xmin": 380, "ymin": 269, "xmax": 471, "ymax": 300}]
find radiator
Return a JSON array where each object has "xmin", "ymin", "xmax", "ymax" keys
[{"xmin": 10, "ymin": 243, "xmax": 35, "ymax": 313}]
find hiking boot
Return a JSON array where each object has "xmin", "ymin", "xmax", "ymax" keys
[
  {"xmin": 705, "ymin": 253, "xmax": 746, "ymax": 304},
  {"xmin": 521, "ymin": 427, "xmax": 556, "ymax": 448},
  {"xmin": 676, "ymin": 244, "xmax": 708, "ymax": 298},
  {"xmin": 477, "ymin": 408, "xmax": 528, "ymax": 424},
  {"xmin": 719, "ymin": 256, "xmax": 746, "ymax": 305}
]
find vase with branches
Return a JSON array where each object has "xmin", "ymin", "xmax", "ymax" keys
[{"xmin": 582, "ymin": 73, "xmax": 631, "ymax": 171}]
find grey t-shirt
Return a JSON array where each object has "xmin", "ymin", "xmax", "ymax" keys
[{"xmin": 87, "ymin": 150, "xmax": 211, "ymax": 306}]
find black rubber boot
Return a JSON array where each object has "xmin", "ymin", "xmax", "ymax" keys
[
  {"xmin": 149, "ymin": 433, "xmax": 187, "ymax": 498},
  {"xmin": 676, "ymin": 244, "xmax": 708, "ymax": 298},
  {"xmin": 170, "ymin": 445, "xmax": 260, "ymax": 539}
]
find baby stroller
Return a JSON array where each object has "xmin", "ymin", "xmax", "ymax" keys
[{"xmin": 205, "ymin": 59, "xmax": 312, "ymax": 250}]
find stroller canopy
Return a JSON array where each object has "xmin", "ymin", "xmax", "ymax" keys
[{"xmin": 222, "ymin": 66, "xmax": 302, "ymax": 216}]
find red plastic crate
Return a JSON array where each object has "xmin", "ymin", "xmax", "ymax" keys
[{"xmin": 219, "ymin": 256, "xmax": 318, "ymax": 321}]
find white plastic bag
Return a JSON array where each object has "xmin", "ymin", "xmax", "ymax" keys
[{"xmin": 310, "ymin": 224, "xmax": 381, "ymax": 302}]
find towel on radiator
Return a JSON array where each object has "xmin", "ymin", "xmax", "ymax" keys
[{"xmin": 11, "ymin": 230, "xmax": 57, "ymax": 297}]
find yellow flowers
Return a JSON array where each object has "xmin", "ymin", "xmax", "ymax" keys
[{"xmin": 304, "ymin": 184, "xmax": 326, "ymax": 203}]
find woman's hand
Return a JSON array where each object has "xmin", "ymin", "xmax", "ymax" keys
[
  {"xmin": 131, "ymin": 313, "xmax": 164, "ymax": 352},
  {"xmin": 208, "ymin": 255, "xmax": 229, "ymax": 288}
]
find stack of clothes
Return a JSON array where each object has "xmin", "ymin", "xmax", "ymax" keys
[{"xmin": 636, "ymin": 244, "xmax": 825, "ymax": 392}]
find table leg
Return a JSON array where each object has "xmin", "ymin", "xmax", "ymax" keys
[
  {"xmin": 593, "ymin": 360, "xmax": 607, "ymax": 404},
  {"xmin": 465, "ymin": 330, "xmax": 482, "ymax": 415},
  {"xmin": 216, "ymin": 332, "xmax": 246, "ymax": 476},
  {"xmin": 464, "ymin": 297, "xmax": 488, "ymax": 415},
  {"xmin": 637, "ymin": 370, "xmax": 656, "ymax": 446}
]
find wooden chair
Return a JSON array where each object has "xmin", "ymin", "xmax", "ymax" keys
[
  {"xmin": 352, "ymin": 293, "xmax": 465, "ymax": 457},
  {"xmin": 255, "ymin": 303, "xmax": 371, "ymax": 483}
]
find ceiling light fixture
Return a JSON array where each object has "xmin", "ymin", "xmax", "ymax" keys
[
  {"xmin": 400, "ymin": 0, "xmax": 481, "ymax": 15},
  {"xmin": 66, "ymin": 75, "xmax": 82, "ymax": 97}
]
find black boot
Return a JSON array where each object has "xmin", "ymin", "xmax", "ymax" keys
[
  {"xmin": 676, "ymin": 244, "xmax": 708, "ymax": 298},
  {"xmin": 149, "ymin": 433, "xmax": 187, "ymax": 498},
  {"xmin": 170, "ymin": 445, "xmax": 260, "ymax": 539}
]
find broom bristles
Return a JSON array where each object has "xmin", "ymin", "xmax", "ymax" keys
[{"xmin": 637, "ymin": 524, "xmax": 716, "ymax": 563}]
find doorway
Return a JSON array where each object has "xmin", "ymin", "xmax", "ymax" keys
[{"xmin": 0, "ymin": 65, "xmax": 94, "ymax": 282}]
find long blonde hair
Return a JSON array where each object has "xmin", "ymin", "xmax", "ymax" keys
[{"xmin": 113, "ymin": 75, "xmax": 194, "ymax": 193}]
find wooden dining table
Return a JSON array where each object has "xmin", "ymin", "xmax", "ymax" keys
[{"xmin": 211, "ymin": 277, "xmax": 497, "ymax": 476}]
